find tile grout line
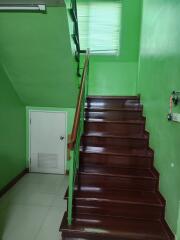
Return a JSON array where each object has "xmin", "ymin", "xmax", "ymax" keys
[{"xmin": 33, "ymin": 205, "xmax": 52, "ymax": 240}]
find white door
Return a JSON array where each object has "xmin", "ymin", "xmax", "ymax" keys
[{"xmin": 30, "ymin": 111, "xmax": 66, "ymax": 174}]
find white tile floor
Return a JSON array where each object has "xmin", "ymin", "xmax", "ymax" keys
[{"xmin": 0, "ymin": 173, "xmax": 68, "ymax": 240}]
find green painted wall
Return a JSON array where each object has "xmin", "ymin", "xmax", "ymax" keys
[
  {"xmin": 0, "ymin": 63, "xmax": 26, "ymax": 190},
  {"xmin": 137, "ymin": 0, "xmax": 180, "ymax": 235},
  {"xmin": 0, "ymin": 7, "xmax": 78, "ymax": 108},
  {"xmin": 0, "ymin": 5, "xmax": 78, "ymax": 190},
  {"xmin": 88, "ymin": 0, "xmax": 142, "ymax": 96},
  {"xmin": 89, "ymin": 61, "xmax": 138, "ymax": 96}
]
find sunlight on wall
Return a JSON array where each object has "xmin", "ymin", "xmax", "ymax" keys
[{"xmin": 141, "ymin": 0, "xmax": 180, "ymax": 57}]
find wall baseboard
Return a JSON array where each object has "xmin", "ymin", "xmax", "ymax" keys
[{"xmin": 0, "ymin": 168, "xmax": 29, "ymax": 198}]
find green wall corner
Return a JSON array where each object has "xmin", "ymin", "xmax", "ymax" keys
[{"xmin": 0, "ymin": 63, "xmax": 26, "ymax": 190}]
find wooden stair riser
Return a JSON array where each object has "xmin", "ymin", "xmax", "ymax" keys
[
  {"xmin": 81, "ymin": 136, "xmax": 149, "ymax": 149},
  {"xmin": 86, "ymin": 98, "xmax": 141, "ymax": 108},
  {"xmin": 73, "ymin": 201, "xmax": 164, "ymax": 220},
  {"xmin": 80, "ymin": 153, "xmax": 153, "ymax": 169},
  {"xmin": 62, "ymin": 231, "xmax": 120, "ymax": 240},
  {"xmin": 85, "ymin": 110, "xmax": 143, "ymax": 121},
  {"xmin": 78, "ymin": 174, "xmax": 158, "ymax": 192},
  {"xmin": 62, "ymin": 232, "xmax": 99, "ymax": 240},
  {"xmin": 84, "ymin": 122, "xmax": 145, "ymax": 136}
]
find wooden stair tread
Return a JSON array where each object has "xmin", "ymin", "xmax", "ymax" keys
[
  {"xmin": 80, "ymin": 146, "xmax": 153, "ymax": 157},
  {"xmin": 80, "ymin": 152, "xmax": 153, "ymax": 170},
  {"xmin": 83, "ymin": 132, "xmax": 148, "ymax": 139},
  {"xmin": 79, "ymin": 166, "xmax": 157, "ymax": 179},
  {"xmin": 85, "ymin": 119, "xmax": 144, "ymax": 124},
  {"xmin": 85, "ymin": 112, "xmax": 144, "ymax": 121},
  {"xmin": 60, "ymin": 212, "xmax": 171, "ymax": 240},
  {"xmin": 85, "ymin": 106, "xmax": 142, "ymax": 111},
  {"xmin": 87, "ymin": 96, "xmax": 140, "ymax": 100},
  {"xmin": 73, "ymin": 189, "xmax": 164, "ymax": 206},
  {"xmin": 86, "ymin": 96, "xmax": 141, "ymax": 109}
]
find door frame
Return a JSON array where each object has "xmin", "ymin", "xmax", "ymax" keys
[{"xmin": 26, "ymin": 107, "xmax": 67, "ymax": 174}]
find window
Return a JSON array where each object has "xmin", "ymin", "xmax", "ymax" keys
[{"xmin": 77, "ymin": 0, "xmax": 122, "ymax": 55}]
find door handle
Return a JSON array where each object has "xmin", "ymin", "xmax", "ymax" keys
[{"xmin": 60, "ymin": 136, "xmax": 65, "ymax": 141}]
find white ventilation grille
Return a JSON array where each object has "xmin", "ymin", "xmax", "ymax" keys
[
  {"xmin": 38, "ymin": 153, "xmax": 58, "ymax": 169},
  {"xmin": 77, "ymin": 0, "xmax": 122, "ymax": 55}
]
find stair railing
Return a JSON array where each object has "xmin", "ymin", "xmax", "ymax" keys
[
  {"xmin": 67, "ymin": 50, "xmax": 90, "ymax": 225},
  {"xmin": 69, "ymin": 0, "xmax": 86, "ymax": 76}
]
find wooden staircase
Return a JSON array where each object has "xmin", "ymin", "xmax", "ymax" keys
[{"xmin": 60, "ymin": 96, "xmax": 174, "ymax": 240}]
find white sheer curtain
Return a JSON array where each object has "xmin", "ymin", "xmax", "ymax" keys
[{"xmin": 77, "ymin": 0, "xmax": 122, "ymax": 55}]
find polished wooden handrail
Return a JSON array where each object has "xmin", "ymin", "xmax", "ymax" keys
[{"xmin": 68, "ymin": 51, "xmax": 89, "ymax": 150}]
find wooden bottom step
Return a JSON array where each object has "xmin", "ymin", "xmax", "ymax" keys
[
  {"xmin": 60, "ymin": 212, "xmax": 173, "ymax": 240},
  {"xmin": 72, "ymin": 189, "xmax": 165, "ymax": 220}
]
